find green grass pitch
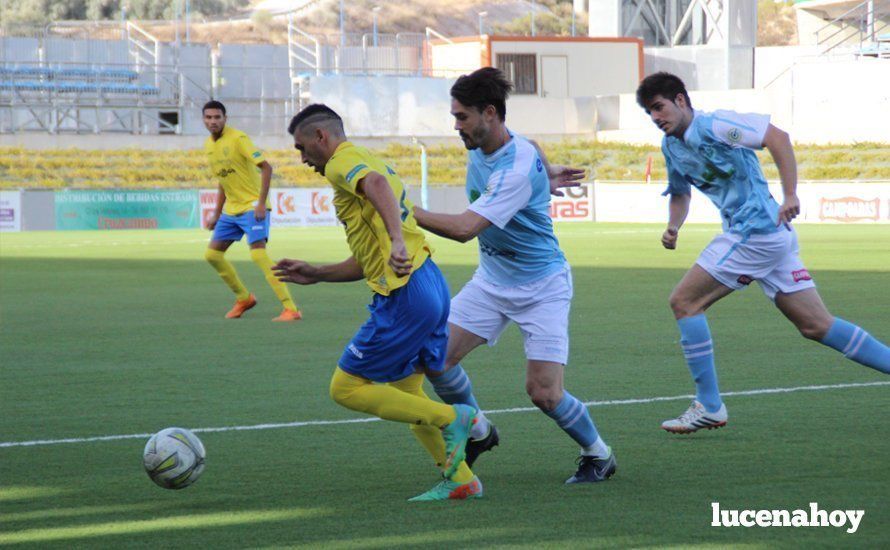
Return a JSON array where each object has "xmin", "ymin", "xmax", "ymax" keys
[{"xmin": 1, "ymin": 223, "xmax": 888, "ymax": 548}]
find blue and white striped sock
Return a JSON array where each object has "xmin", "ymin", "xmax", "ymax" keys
[
  {"xmin": 543, "ymin": 390, "xmax": 601, "ymax": 451},
  {"xmin": 821, "ymin": 318, "xmax": 890, "ymax": 374},
  {"xmin": 428, "ymin": 365, "xmax": 490, "ymax": 438},
  {"xmin": 678, "ymin": 314, "xmax": 723, "ymax": 412}
]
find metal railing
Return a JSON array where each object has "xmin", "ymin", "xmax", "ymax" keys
[{"xmin": 815, "ymin": 0, "xmax": 890, "ymax": 54}]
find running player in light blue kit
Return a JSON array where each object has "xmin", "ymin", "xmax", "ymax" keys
[
  {"xmin": 413, "ymin": 67, "xmax": 616, "ymax": 484},
  {"xmin": 636, "ymin": 72, "xmax": 890, "ymax": 434}
]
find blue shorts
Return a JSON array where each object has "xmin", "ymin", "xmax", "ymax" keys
[
  {"xmin": 339, "ymin": 259, "xmax": 450, "ymax": 383},
  {"xmin": 211, "ymin": 210, "xmax": 270, "ymax": 244}
]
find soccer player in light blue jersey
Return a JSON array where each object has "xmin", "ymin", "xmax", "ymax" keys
[
  {"xmin": 636, "ymin": 72, "xmax": 890, "ymax": 434},
  {"xmin": 413, "ymin": 67, "xmax": 616, "ymax": 484}
]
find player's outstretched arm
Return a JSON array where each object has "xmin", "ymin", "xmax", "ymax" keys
[
  {"xmin": 663, "ymin": 193, "xmax": 691, "ymax": 250},
  {"xmin": 273, "ymin": 256, "xmax": 364, "ymax": 284},
  {"xmin": 762, "ymin": 124, "xmax": 800, "ymax": 225},
  {"xmin": 413, "ymin": 207, "xmax": 491, "ymax": 243},
  {"xmin": 529, "ymin": 139, "xmax": 585, "ymax": 196}
]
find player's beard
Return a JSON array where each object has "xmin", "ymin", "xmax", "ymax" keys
[{"xmin": 460, "ymin": 125, "xmax": 488, "ymax": 150}]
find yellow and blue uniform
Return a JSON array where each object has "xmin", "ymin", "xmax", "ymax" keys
[
  {"xmin": 206, "ymin": 126, "xmax": 271, "ymax": 243},
  {"xmin": 324, "ymin": 142, "xmax": 449, "ymax": 382}
]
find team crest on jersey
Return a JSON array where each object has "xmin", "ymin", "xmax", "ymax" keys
[
  {"xmin": 726, "ymin": 127, "xmax": 742, "ymax": 143},
  {"xmin": 792, "ymin": 269, "xmax": 812, "ymax": 282},
  {"xmin": 536, "ymin": 158, "xmax": 543, "ymax": 172}
]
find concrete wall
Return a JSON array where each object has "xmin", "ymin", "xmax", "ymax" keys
[
  {"xmin": 645, "ymin": 45, "xmax": 754, "ymax": 90},
  {"xmin": 307, "ymin": 75, "xmax": 596, "ymax": 137},
  {"xmin": 491, "ymin": 38, "xmax": 641, "ymax": 96},
  {"xmin": 429, "ymin": 40, "xmax": 484, "ymax": 77},
  {"xmin": 430, "ymin": 37, "xmax": 642, "ymax": 96},
  {"xmin": 598, "ymin": 56, "xmax": 890, "ymax": 145}
]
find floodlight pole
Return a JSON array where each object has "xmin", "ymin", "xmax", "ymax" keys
[
  {"xmin": 340, "ymin": 0, "xmax": 346, "ymax": 46},
  {"xmin": 185, "ymin": 0, "xmax": 190, "ymax": 44},
  {"xmin": 478, "ymin": 11, "xmax": 488, "ymax": 36},
  {"xmin": 413, "ymin": 137, "xmax": 429, "ymax": 209},
  {"xmin": 531, "ymin": 0, "xmax": 536, "ymax": 37},
  {"xmin": 373, "ymin": 6, "xmax": 381, "ymax": 47}
]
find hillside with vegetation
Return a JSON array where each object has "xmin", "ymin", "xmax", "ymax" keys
[
  {"xmin": 2, "ymin": 0, "xmax": 796, "ymax": 45},
  {"xmin": 2, "ymin": 142, "xmax": 887, "ymax": 189}
]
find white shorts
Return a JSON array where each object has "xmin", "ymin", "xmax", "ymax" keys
[
  {"xmin": 449, "ymin": 266, "xmax": 572, "ymax": 364},
  {"xmin": 696, "ymin": 228, "xmax": 816, "ymax": 301}
]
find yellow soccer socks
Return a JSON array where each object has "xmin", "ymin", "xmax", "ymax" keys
[
  {"xmin": 329, "ymin": 368, "xmax": 456, "ymax": 427},
  {"xmin": 389, "ymin": 373, "xmax": 475, "ymax": 484},
  {"xmin": 250, "ymin": 248, "xmax": 298, "ymax": 312},
  {"xmin": 205, "ymin": 248, "xmax": 250, "ymax": 300}
]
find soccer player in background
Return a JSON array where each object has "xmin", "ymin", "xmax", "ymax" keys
[
  {"xmin": 202, "ymin": 100, "xmax": 301, "ymax": 321},
  {"xmin": 273, "ymin": 104, "xmax": 481, "ymax": 501},
  {"xmin": 636, "ymin": 72, "xmax": 890, "ymax": 434},
  {"xmin": 413, "ymin": 67, "xmax": 617, "ymax": 484}
]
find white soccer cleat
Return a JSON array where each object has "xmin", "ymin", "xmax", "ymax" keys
[{"xmin": 661, "ymin": 400, "xmax": 728, "ymax": 434}]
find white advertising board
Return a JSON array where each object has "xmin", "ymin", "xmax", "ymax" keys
[
  {"xmin": 593, "ymin": 182, "xmax": 890, "ymax": 224},
  {"xmin": 200, "ymin": 188, "xmax": 339, "ymax": 229},
  {"xmin": 0, "ymin": 190, "xmax": 22, "ymax": 232}
]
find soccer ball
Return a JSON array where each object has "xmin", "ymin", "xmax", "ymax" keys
[{"xmin": 143, "ymin": 427, "xmax": 206, "ymax": 490}]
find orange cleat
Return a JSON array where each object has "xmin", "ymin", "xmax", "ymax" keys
[
  {"xmin": 225, "ymin": 294, "xmax": 257, "ymax": 319},
  {"xmin": 273, "ymin": 308, "xmax": 302, "ymax": 322}
]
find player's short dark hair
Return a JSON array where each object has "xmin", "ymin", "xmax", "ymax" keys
[
  {"xmin": 450, "ymin": 67, "xmax": 513, "ymax": 121},
  {"xmin": 202, "ymin": 100, "xmax": 226, "ymax": 115},
  {"xmin": 288, "ymin": 104, "xmax": 344, "ymax": 136},
  {"xmin": 636, "ymin": 72, "xmax": 692, "ymax": 109}
]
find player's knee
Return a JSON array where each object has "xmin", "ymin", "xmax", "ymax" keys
[
  {"xmin": 669, "ymin": 292, "xmax": 696, "ymax": 318},
  {"xmin": 204, "ymin": 248, "xmax": 221, "ymax": 264},
  {"xmin": 798, "ymin": 319, "xmax": 830, "ymax": 341},
  {"xmin": 526, "ymin": 383, "xmax": 560, "ymax": 411},
  {"xmin": 329, "ymin": 378, "xmax": 353, "ymax": 407}
]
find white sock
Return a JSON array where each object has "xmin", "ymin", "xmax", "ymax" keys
[
  {"xmin": 581, "ymin": 436, "xmax": 609, "ymax": 458},
  {"xmin": 469, "ymin": 411, "xmax": 490, "ymax": 440}
]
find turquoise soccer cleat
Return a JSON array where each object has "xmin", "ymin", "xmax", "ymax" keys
[
  {"xmin": 441, "ymin": 404, "xmax": 477, "ymax": 478},
  {"xmin": 408, "ymin": 476, "xmax": 483, "ymax": 502}
]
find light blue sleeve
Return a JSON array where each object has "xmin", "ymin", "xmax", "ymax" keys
[{"xmin": 661, "ymin": 141, "xmax": 690, "ymax": 196}]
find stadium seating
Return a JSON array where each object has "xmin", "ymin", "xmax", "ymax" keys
[{"xmin": 0, "ymin": 65, "xmax": 159, "ymax": 95}]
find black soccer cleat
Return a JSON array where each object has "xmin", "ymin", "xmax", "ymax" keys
[
  {"xmin": 465, "ymin": 424, "xmax": 500, "ymax": 468},
  {"xmin": 564, "ymin": 450, "xmax": 616, "ymax": 484}
]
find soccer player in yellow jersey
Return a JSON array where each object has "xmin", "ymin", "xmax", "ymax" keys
[
  {"xmin": 272, "ymin": 104, "xmax": 480, "ymax": 501},
  {"xmin": 202, "ymin": 101, "xmax": 301, "ymax": 321}
]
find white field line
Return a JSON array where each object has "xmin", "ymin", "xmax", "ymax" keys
[{"xmin": 2, "ymin": 381, "xmax": 887, "ymax": 449}]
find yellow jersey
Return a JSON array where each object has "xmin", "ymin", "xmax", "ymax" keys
[
  {"xmin": 324, "ymin": 142, "xmax": 432, "ymax": 296},
  {"xmin": 204, "ymin": 126, "xmax": 270, "ymax": 215}
]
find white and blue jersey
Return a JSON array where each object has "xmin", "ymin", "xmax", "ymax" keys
[
  {"xmin": 466, "ymin": 132, "xmax": 566, "ymax": 286},
  {"xmin": 663, "ymin": 110, "xmax": 779, "ymax": 236}
]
